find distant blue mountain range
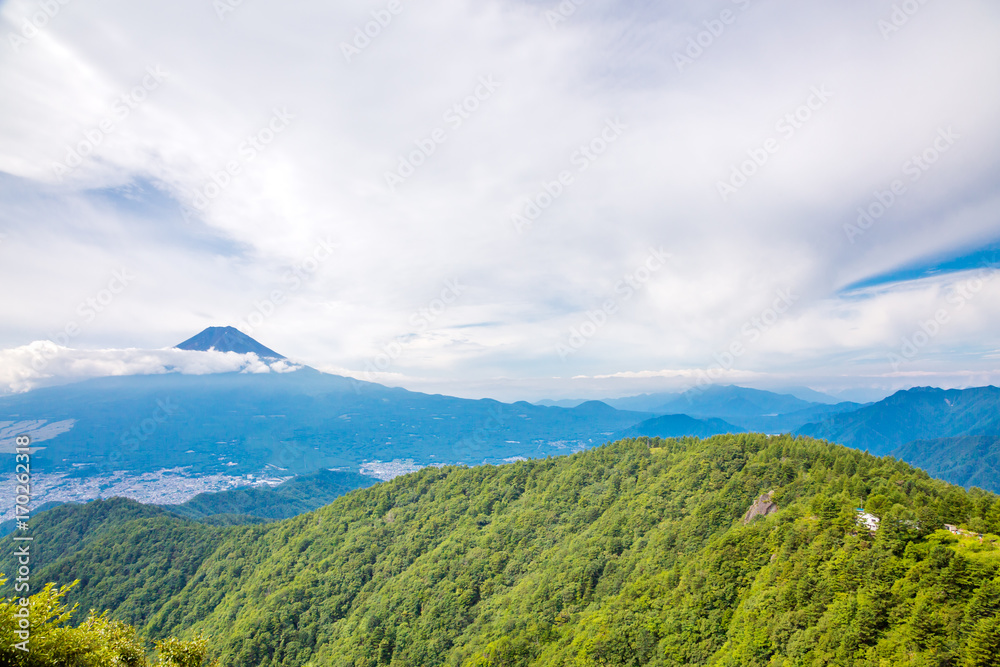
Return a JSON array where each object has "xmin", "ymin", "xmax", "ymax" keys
[
  {"xmin": 616, "ymin": 413, "xmax": 745, "ymax": 439},
  {"xmin": 0, "ymin": 369, "xmax": 649, "ymax": 477},
  {"xmin": 793, "ymin": 386, "xmax": 1000, "ymax": 491},
  {"xmin": 796, "ymin": 386, "xmax": 1000, "ymax": 456},
  {"xmin": 540, "ymin": 385, "xmax": 862, "ymax": 432}
]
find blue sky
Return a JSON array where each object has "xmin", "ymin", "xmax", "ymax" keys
[
  {"xmin": 0, "ymin": 0, "xmax": 998, "ymax": 402},
  {"xmin": 842, "ymin": 241, "xmax": 1000, "ymax": 292}
]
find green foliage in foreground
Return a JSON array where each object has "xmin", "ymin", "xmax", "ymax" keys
[
  {"xmin": 13, "ymin": 434, "xmax": 1000, "ymax": 666},
  {"xmin": 0, "ymin": 578, "xmax": 214, "ymax": 666}
]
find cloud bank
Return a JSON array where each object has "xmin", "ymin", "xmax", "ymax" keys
[{"xmin": 0, "ymin": 342, "xmax": 300, "ymax": 393}]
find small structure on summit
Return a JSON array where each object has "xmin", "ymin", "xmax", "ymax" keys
[
  {"xmin": 855, "ymin": 509, "xmax": 880, "ymax": 533},
  {"xmin": 944, "ymin": 523, "xmax": 983, "ymax": 540},
  {"xmin": 742, "ymin": 490, "xmax": 779, "ymax": 525}
]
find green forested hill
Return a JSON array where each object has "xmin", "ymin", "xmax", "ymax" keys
[
  {"xmin": 0, "ymin": 497, "xmax": 239, "ymax": 632},
  {"xmin": 0, "ymin": 468, "xmax": 378, "ymax": 538},
  {"xmin": 162, "ymin": 469, "xmax": 378, "ymax": 522},
  {"xmin": 8, "ymin": 434, "xmax": 1000, "ymax": 666}
]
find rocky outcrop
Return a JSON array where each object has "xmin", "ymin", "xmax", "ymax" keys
[{"xmin": 742, "ymin": 490, "xmax": 779, "ymax": 524}]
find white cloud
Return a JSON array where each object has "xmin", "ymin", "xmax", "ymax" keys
[{"xmin": 0, "ymin": 342, "xmax": 300, "ymax": 393}]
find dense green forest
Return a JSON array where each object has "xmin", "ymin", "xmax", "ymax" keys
[{"xmin": 7, "ymin": 434, "xmax": 1000, "ymax": 666}]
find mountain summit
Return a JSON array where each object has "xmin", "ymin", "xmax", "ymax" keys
[{"xmin": 175, "ymin": 326, "xmax": 285, "ymax": 359}]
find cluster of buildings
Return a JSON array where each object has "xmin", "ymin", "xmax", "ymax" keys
[
  {"xmin": 854, "ymin": 512, "xmax": 988, "ymax": 542},
  {"xmin": 944, "ymin": 523, "xmax": 985, "ymax": 541}
]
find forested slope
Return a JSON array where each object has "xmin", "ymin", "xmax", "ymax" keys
[
  {"xmin": 892, "ymin": 435, "xmax": 1000, "ymax": 493},
  {"xmin": 0, "ymin": 497, "xmax": 239, "ymax": 632},
  {"xmin": 797, "ymin": 386, "xmax": 1000, "ymax": 455},
  {"xmin": 162, "ymin": 469, "xmax": 378, "ymax": 522},
  {"xmin": 7, "ymin": 434, "xmax": 1000, "ymax": 666}
]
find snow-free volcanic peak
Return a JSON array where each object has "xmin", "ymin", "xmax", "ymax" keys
[{"xmin": 174, "ymin": 326, "xmax": 285, "ymax": 359}]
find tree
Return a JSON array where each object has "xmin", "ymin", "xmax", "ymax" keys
[
  {"xmin": 964, "ymin": 615, "xmax": 1000, "ymax": 667},
  {"xmin": 0, "ymin": 575, "xmax": 215, "ymax": 666}
]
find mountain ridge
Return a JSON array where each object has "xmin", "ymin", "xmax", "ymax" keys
[
  {"xmin": 796, "ymin": 385, "xmax": 1000, "ymax": 455},
  {"xmin": 175, "ymin": 326, "xmax": 286, "ymax": 359},
  {"xmin": 0, "ymin": 369, "xmax": 650, "ymax": 479},
  {"xmin": 615, "ymin": 413, "xmax": 745, "ymax": 439}
]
